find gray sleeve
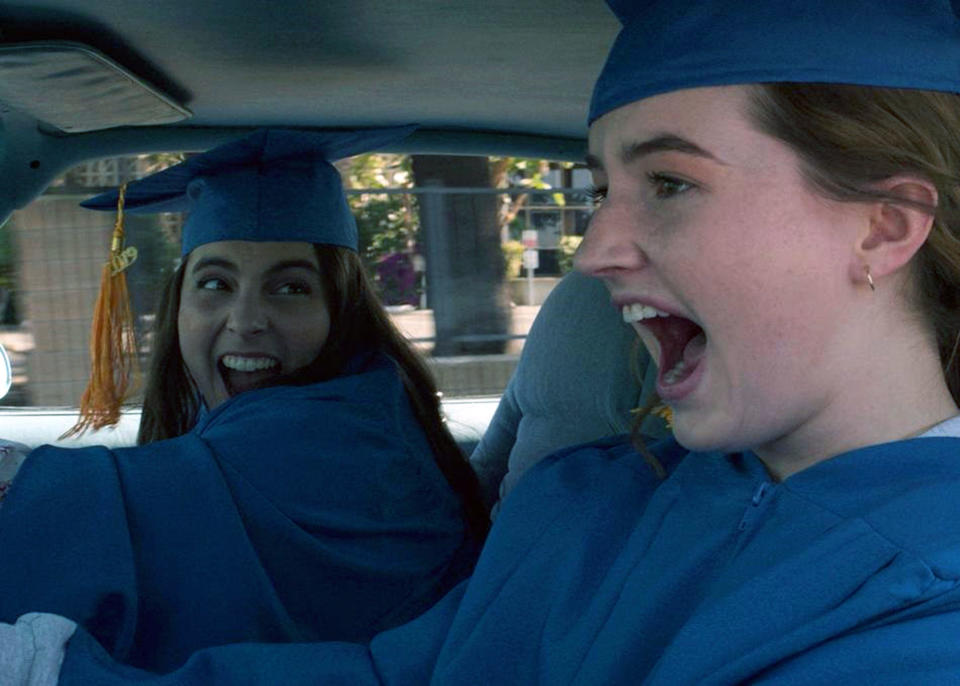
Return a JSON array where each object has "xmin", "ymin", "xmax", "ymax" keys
[
  {"xmin": 468, "ymin": 376, "xmax": 520, "ymax": 510},
  {"xmin": 471, "ymin": 271, "xmax": 665, "ymax": 517},
  {"xmin": 0, "ymin": 440, "xmax": 31, "ymax": 506},
  {"xmin": 0, "ymin": 613, "xmax": 77, "ymax": 686}
]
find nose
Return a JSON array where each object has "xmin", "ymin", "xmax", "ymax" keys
[
  {"xmin": 574, "ymin": 200, "xmax": 648, "ymax": 278},
  {"xmin": 225, "ymin": 289, "xmax": 268, "ymax": 336}
]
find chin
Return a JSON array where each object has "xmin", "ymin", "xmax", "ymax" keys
[
  {"xmin": 671, "ymin": 428, "xmax": 718, "ymax": 453},
  {"xmin": 670, "ymin": 415, "xmax": 740, "ymax": 455}
]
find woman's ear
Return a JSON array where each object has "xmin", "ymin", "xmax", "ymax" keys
[{"xmin": 851, "ymin": 175, "xmax": 938, "ymax": 286}]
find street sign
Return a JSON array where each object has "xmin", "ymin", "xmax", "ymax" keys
[{"xmin": 522, "ymin": 249, "xmax": 539, "ymax": 270}]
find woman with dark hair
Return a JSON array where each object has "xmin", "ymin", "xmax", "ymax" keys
[
  {"xmin": 138, "ymin": 238, "xmax": 472, "ymax": 464},
  {"xmin": 0, "ymin": 127, "xmax": 486, "ymax": 674},
  {"xmin": 138, "ymin": 236, "xmax": 486, "ymax": 541}
]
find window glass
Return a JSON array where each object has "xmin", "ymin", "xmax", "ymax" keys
[{"xmin": 0, "ymin": 152, "xmax": 593, "ymax": 408}]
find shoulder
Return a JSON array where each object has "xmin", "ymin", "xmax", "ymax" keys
[
  {"xmin": 197, "ymin": 351, "xmax": 406, "ymax": 434},
  {"xmin": 784, "ymin": 437, "xmax": 960, "ymax": 578},
  {"xmin": 536, "ymin": 433, "xmax": 689, "ymax": 482},
  {"xmin": 0, "ymin": 442, "xmax": 129, "ymax": 530},
  {"xmin": 6, "ymin": 442, "xmax": 114, "ymax": 477},
  {"xmin": 187, "ymin": 352, "xmax": 447, "ymax": 496},
  {"xmin": 494, "ymin": 434, "xmax": 689, "ymax": 525}
]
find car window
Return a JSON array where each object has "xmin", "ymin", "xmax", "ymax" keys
[{"xmin": 0, "ymin": 151, "xmax": 593, "ymax": 423}]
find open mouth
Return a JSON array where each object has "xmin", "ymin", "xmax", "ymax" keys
[
  {"xmin": 217, "ymin": 354, "xmax": 282, "ymax": 397},
  {"xmin": 622, "ymin": 304, "xmax": 706, "ymax": 396}
]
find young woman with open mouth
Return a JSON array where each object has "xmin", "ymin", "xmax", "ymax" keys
[{"xmin": 0, "ymin": 127, "xmax": 486, "ymax": 675}]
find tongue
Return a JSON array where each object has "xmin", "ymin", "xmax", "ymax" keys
[
  {"xmin": 645, "ymin": 316, "xmax": 704, "ymax": 373},
  {"xmin": 682, "ymin": 330, "xmax": 707, "ymax": 365}
]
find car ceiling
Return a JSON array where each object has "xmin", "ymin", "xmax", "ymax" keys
[{"xmin": 0, "ymin": 0, "xmax": 619, "ymax": 224}]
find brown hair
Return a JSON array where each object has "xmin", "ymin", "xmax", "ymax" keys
[
  {"xmin": 749, "ymin": 83, "xmax": 960, "ymax": 403},
  {"xmin": 138, "ymin": 244, "xmax": 489, "ymax": 541}
]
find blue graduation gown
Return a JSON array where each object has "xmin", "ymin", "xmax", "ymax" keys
[
  {"xmin": 0, "ymin": 352, "xmax": 477, "ymax": 673},
  {"xmin": 58, "ymin": 433, "xmax": 960, "ymax": 683}
]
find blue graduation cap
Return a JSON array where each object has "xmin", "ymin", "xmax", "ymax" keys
[
  {"xmin": 82, "ymin": 125, "xmax": 417, "ymax": 255},
  {"xmin": 591, "ymin": 0, "xmax": 960, "ymax": 123}
]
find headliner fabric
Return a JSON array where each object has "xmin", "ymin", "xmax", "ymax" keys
[
  {"xmin": 81, "ymin": 126, "xmax": 416, "ymax": 254},
  {"xmin": 0, "ymin": 352, "xmax": 476, "ymax": 673},
  {"xmin": 591, "ymin": 0, "xmax": 960, "ymax": 123},
  {"xmin": 0, "ymin": 42, "xmax": 190, "ymax": 133}
]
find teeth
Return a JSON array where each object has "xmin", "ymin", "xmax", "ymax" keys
[
  {"xmin": 221, "ymin": 355, "xmax": 279, "ymax": 372},
  {"xmin": 622, "ymin": 303, "xmax": 671, "ymax": 323},
  {"xmin": 662, "ymin": 359, "xmax": 688, "ymax": 385}
]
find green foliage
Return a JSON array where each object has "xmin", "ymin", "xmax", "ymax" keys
[
  {"xmin": 344, "ymin": 154, "xmax": 418, "ymax": 276},
  {"xmin": 144, "ymin": 152, "xmax": 187, "ymax": 171},
  {"xmin": 557, "ymin": 235, "xmax": 583, "ymax": 275},
  {"xmin": 503, "ymin": 236, "xmax": 582, "ymax": 279},
  {"xmin": 493, "ymin": 157, "xmax": 576, "ymax": 241},
  {"xmin": 502, "ymin": 240, "xmax": 524, "ymax": 279},
  {"xmin": 344, "ymin": 154, "xmax": 581, "ymax": 295},
  {"xmin": 353, "ymin": 195, "xmax": 418, "ymax": 269}
]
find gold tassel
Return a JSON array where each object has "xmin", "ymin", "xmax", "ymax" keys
[
  {"xmin": 652, "ymin": 404, "xmax": 674, "ymax": 428},
  {"xmin": 632, "ymin": 403, "xmax": 674, "ymax": 429},
  {"xmin": 62, "ymin": 184, "xmax": 140, "ymax": 438}
]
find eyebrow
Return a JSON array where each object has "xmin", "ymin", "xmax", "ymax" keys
[
  {"xmin": 191, "ymin": 256, "xmax": 235, "ymax": 274},
  {"xmin": 190, "ymin": 257, "xmax": 320, "ymax": 276},
  {"xmin": 264, "ymin": 259, "xmax": 321, "ymax": 276},
  {"xmin": 585, "ymin": 133, "xmax": 723, "ymax": 171}
]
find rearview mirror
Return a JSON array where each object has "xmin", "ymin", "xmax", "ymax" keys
[{"xmin": 0, "ymin": 343, "xmax": 11, "ymax": 401}]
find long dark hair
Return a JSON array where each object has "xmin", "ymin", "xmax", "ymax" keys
[{"xmin": 138, "ymin": 244, "xmax": 489, "ymax": 540}]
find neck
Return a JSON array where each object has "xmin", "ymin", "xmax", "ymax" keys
[{"xmin": 756, "ymin": 315, "xmax": 958, "ymax": 481}]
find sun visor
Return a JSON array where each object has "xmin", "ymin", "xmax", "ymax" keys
[{"xmin": 0, "ymin": 41, "xmax": 191, "ymax": 133}]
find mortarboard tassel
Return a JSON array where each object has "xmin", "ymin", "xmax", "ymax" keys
[
  {"xmin": 631, "ymin": 402, "xmax": 674, "ymax": 429},
  {"xmin": 652, "ymin": 404, "xmax": 673, "ymax": 429},
  {"xmin": 62, "ymin": 184, "xmax": 140, "ymax": 438}
]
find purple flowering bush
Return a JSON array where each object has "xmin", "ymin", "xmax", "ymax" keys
[{"xmin": 375, "ymin": 252, "xmax": 419, "ymax": 306}]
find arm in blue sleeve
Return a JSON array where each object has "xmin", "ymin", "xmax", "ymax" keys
[
  {"xmin": 58, "ymin": 582, "xmax": 469, "ymax": 685},
  {"xmin": 750, "ymin": 607, "xmax": 960, "ymax": 685}
]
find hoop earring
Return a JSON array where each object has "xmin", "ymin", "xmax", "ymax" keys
[{"xmin": 864, "ymin": 265, "xmax": 876, "ymax": 292}]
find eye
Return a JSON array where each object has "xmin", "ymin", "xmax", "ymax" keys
[
  {"xmin": 646, "ymin": 172, "xmax": 694, "ymax": 199},
  {"xmin": 196, "ymin": 277, "xmax": 229, "ymax": 291},
  {"xmin": 275, "ymin": 281, "xmax": 311, "ymax": 295}
]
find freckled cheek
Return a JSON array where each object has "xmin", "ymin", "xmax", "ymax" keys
[
  {"xmin": 694, "ymin": 270, "xmax": 787, "ymax": 364},
  {"xmin": 716, "ymin": 291, "xmax": 816, "ymax": 392}
]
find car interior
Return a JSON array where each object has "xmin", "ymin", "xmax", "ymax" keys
[{"xmin": 0, "ymin": 1, "xmax": 647, "ymax": 496}]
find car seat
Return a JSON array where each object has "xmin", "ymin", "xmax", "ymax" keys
[{"xmin": 470, "ymin": 270, "xmax": 668, "ymax": 518}]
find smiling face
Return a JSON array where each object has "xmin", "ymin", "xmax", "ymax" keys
[
  {"xmin": 576, "ymin": 85, "xmax": 873, "ymax": 458},
  {"xmin": 177, "ymin": 240, "xmax": 331, "ymax": 410}
]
